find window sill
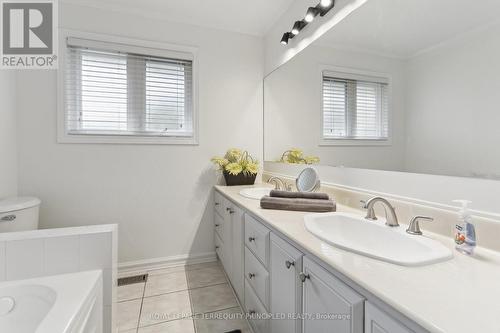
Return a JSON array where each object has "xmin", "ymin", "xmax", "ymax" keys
[
  {"xmin": 57, "ymin": 132, "xmax": 199, "ymax": 145},
  {"xmin": 319, "ymin": 138, "xmax": 392, "ymax": 147}
]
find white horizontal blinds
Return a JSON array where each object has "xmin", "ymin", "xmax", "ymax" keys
[
  {"xmin": 145, "ymin": 58, "xmax": 193, "ymax": 135},
  {"xmin": 65, "ymin": 38, "xmax": 194, "ymax": 137},
  {"xmin": 323, "ymin": 78, "xmax": 347, "ymax": 137},
  {"xmin": 323, "ymin": 72, "xmax": 389, "ymax": 140}
]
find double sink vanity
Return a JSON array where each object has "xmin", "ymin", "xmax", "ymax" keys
[{"xmin": 213, "ymin": 184, "xmax": 500, "ymax": 333}]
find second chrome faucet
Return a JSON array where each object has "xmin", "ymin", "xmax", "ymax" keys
[{"xmin": 362, "ymin": 196, "xmax": 399, "ymax": 227}]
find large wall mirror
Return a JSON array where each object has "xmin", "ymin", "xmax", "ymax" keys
[{"xmin": 264, "ymin": 0, "xmax": 500, "ymax": 180}]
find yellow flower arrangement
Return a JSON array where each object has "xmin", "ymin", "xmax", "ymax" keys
[
  {"xmin": 280, "ymin": 148, "xmax": 320, "ymax": 165},
  {"xmin": 211, "ymin": 149, "xmax": 259, "ymax": 176}
]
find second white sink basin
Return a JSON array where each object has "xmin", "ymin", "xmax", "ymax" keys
[
  {"xmin": 304, "ymin": 212, "xmax": 453, "ymax": 266},
  {"xmin": 239, "ymin": 187, "xmax": 272, "ymax": 200}
]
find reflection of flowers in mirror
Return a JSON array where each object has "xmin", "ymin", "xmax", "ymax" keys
[
  {"xmin": 280, "ymin": 148, "xmax": 320, "ymax": 165},
  {"xmin": 211, "ymin": 148, "xmax": 259, "ymax": 176}
]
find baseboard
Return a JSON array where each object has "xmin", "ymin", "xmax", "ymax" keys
[{"xmin": 118, "ymin": 251, "xmax": 217, "ymax": 276}]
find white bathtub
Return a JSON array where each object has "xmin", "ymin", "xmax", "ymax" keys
[{"xmin": 0, "ymin": 270, "xmax": 103, "ymax": 333}]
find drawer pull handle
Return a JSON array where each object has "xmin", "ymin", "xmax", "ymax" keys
[
  {"xmin": 228, "ymin": 209, "xmax": 235, "ymax": 214},
  {"xmin": 248, "ymin": 273, "xmax": 255, "ymax": 279},
  {"xmin": 215, "ymin": 202, "xmax": 220, "ymax": 206},
  {"xmin": 299, "ymin": 272, "xmax": 310, "ymax": 283},
  {"xmin": 285, "ymin": 260, "xmax": 295, "ymax": 269},
  {"xmin": 1, "ymin": 215, "xmax": 16, "ymax": 222},
  {"xmin": 226, "ymin": 207, "xmax": 231, "ymax": 211},
  {"xmin": 215, "ymin": 246, "xmax": 220, "ymax": 249},
  {"xmin": 215, "ymin": 224, "xmax": 220, "ymax": 227},
  {"xmin": 248, "ymin": 237, "xmax": 256, "ymax": 242}
]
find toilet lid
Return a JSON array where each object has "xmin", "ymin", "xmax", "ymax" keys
[{"xmin": 0, "ymin": 197, "xmax": 41, "ymax": 214}]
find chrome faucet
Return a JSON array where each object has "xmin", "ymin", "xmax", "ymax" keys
[
  {"xmin": 267, "ymin": 176, "xmax": 292, "ymax": 191},
  {"xmin": 363, "ymin": 197, "xmax": 399, "ymax": 227}
]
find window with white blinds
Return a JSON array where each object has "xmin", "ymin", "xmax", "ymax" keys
[
  {"xmin": 63, "ymin": 37, "xmax": 195, "ymax": 142},
  {"xmin": 322, "ymin": 71, "xmax": 389, "ymax": 141}
]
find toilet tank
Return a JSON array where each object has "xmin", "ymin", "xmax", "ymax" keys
[{"xmin": 0, "ymin": 197, "xmax": 41, "ymax": 233}]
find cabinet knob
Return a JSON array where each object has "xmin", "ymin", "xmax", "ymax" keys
[
  {"xmin": 299, "ymin": 272, "xmax": 310, "ymax": 283},
  {"xmin": 215, "ymin": 224, "xmax": 220, "ymax": 227},
  {"xmin": 229, "ymin": 210, "xmax": 235, "ymax": 214},
  {"xmin": 248, "ymin": 237, "xmax": 256, "ymax": 242},
  {"xmin": 248, "ymin": 273, "xmax": 255, "ymax": 279},
  {"xmin": 215, "ymin": 246, "xmax": 220, "ymax": 249},
  {"xmin": 285, "ymin": 260, "xmax": 295, "ymax": 269},
  {"xmin": 215, "ymin": 202, "xmax": 220, "ymax": 206}
]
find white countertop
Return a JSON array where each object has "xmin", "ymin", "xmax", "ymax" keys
[{"xmin": 215, "ymin": 185, "xmax": 500, "ymax": 333}]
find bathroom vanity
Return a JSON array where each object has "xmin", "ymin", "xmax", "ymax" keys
[{"xmin": 213, "ymin": 185, "xmax": 500, "ymax": 333}]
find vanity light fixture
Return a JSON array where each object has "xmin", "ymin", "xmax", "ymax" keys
[
  {"xmin": 280, "ymin": 1, "xmax": 335, "ymax": 45},
  {"xmin": 304, "ymin": 7, "xmax": 319, "ymax": 22},
  {"xmin": 291, "ymin": 20, "xmax": 305, "ymax": 35}
]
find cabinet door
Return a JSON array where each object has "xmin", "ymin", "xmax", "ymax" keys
[
  {"xmin": 219, "ymin": 200, "xmax": 233, "ymax": 278},
  {"xmin": 230, "ymin": 206, "xmax": 245, "ymax": 302},
  {"xmin": 365, "ymin": 302, "xmax": 414, "ymax": 333},
  {"xmin": 302, "ymin": 257, "xmax": 364, "ymax": 333},
  {"xmin": 270, "ymin": 233, "xmax": 303, "ymax": 333}
]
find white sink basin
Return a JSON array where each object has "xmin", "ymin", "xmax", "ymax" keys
[
  {"xmin": 239, "ymin": 187, "xmax": 272, "ymax": 200},
  {"xmin": 304, "ymin": 212, "xmax": 453, "ymax": 266}
]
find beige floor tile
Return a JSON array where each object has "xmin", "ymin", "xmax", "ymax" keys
[
  {"xmin": 139, "ymin": 290, "xmax": 192, "ymax": 327},
  {"xmin": 138, "ymin": 318, "xmax": 195, "ymax": 333},
  {"xmin": 144, "ymin": 271, "xmax": 188, "ymax": 297},
  {"xmin": 148, "ymin": 261, "xmax": 220, "ymax": 276},
  {"xmin": 117, "ymin": 299, "xmax": 142, "ymax": 331},
  {"xmin": 186, "ymin": 265, "xmax": 227, "ymax": 289},
  {"xmin": 118, "ymin": 282, "xmax": 145, "ymax": 302},
  {"xmin": 195, "ymin": 307, "xmax": 251, "ymax": 333},
  {"xmin": 190, "ymin": 283, "xmax": 238, "ymax": 314}
]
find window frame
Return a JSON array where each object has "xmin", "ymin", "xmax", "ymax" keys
[
  {"xmin": 57, "ymin": 29, "xmax": 199, "ymax": 145},
  {"xmin": 319, "ymin": 65, "xmax": 392, "ymax": 146}
]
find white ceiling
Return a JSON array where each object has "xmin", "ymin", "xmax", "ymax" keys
[
  {"xmin": 61, "ymin": 0, "xmax": 295, "ymax": 36},
  {"xmin": 317, "ymin": 0, "xmax": 500, "ymax": 58}
]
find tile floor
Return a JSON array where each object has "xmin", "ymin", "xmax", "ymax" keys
[{"xmin": 117, "ymin": 261, "xmax": 252, "ymax": 333}]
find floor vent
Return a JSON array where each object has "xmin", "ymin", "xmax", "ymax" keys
[{"xmin": 118, "ymin": 274, "xmax": 148, "ymax": 286}]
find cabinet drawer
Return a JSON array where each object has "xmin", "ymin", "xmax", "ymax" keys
[
  {"xmin": 245, "ymin": 247, "xmax": 269, "ymax": 309},
  {"xmin": 245, "ymin": 282, "xmax": 269, "ymax": 333},
  {"xmin": 214, "ymin": 212, "xmax": 224, "ymax": 240},
  {"xmin": 245, "ymin": 214, "xmax": 270, "ymax": 268},
  {"xmin": 214, "ymin": 191, "xmax": 225, "ymax": 216}
]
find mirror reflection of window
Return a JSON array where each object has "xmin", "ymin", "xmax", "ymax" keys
[{"xmin": 322, "ymin": 72, "xmax": 389, "ymax": 141}]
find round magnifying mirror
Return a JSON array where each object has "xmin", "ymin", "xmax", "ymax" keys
[{"xmin": 296, "ymin": 167, "xmax": 320, "ymax": 192}]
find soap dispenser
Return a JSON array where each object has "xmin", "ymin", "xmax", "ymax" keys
[{"xmin": 453, "ymin": 200, "xmax": 476, "ymax": 255}]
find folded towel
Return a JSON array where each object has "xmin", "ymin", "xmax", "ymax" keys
[
  {"xmin": 270, "ymin": 190, "xmax": 330, "ymax": 200},
  {"xmin": 260, "ymin": 196, "xmax": 336, "ymax": 212}
]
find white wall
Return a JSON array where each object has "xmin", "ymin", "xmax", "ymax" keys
[
  {"xmin": 0, "ymin": 71, "xmax": 17, "ymax": 199},
  {"xmin": 404, "ymin": 22, "xmax": 500, "ymax": 179},
  {"xmin": 264, "ymin": 44, "xmax": 407, "ymax": 170},
  {"xmin": 16, "ymin": 3, "xmax": 263, "ymax": 264}
]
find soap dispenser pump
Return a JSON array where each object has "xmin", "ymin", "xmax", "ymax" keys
[{"xmin": 453, "ymin": 200, "xmax": 476, "ymax": 255}]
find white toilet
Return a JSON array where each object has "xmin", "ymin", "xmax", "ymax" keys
[{"xmin": 0, "ymin": 197, "xmax": 41, "ymax": 233}]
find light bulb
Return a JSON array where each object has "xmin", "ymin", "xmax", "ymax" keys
[
  {"xmin": 320, "ymin": 0, "xmax": 332, "ymax": 7},
  {"xmin": 280, "ymin": 33, "xmax": 290, "ymax": 45},
  {"xmin": 291, "ymin": 21, "xmax": 303, "ymax": 35},
  {"xmin": 305, "ymin": 7, "xmax": 318, "ymax": 22}
]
